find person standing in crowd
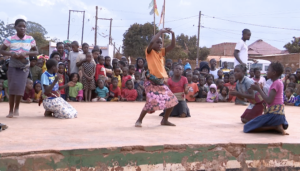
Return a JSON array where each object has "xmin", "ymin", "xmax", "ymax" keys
[
  {"xmin": 68, "ymin": 41, "xmax": 82, "ymax": 75},
  {"xmin": 29, "ymin": 56, "xmax": 42, "ymax": 83},
  {"xmin": 209, "ymin": 59, "xmax": 219, "ymax": 80},
  {"xmin": 234, "ymin": 29, "xmax": 251, "ymax": 67},
  {"xmin": 221, "ymin": 61, "xmax": 231, "ymax": 75},
  {"xmin": 0, "ymin": 19, "xmax": 39, "ymax": 118}
]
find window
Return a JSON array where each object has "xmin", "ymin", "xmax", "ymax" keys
[
  {"xmin": 250, "ymin": 63, "xmax": 262, "ymax": 70},
  {"xmin": 264, "ymin": 65, "xmax": 269, "ymax": 72}
]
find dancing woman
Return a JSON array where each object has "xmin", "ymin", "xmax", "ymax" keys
[{"xmin": 135, "ymin": 28, "xmax": 178, "ymax": 127}]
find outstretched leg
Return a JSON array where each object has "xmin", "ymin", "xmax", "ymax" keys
[
  {"xmin": 135, "ymin": 110, "xmax": 148, "ymax": 127},
  {"xmin": 7, "ymin": 95, "xmax": 15, "ymax": 118},
  {"xmin": 161, "ymin": 107, "xmax": 176, "ymax": 126},
  {"xmin": 14, "ymin": 95, "xmax": 22, "ymax": 116},
  {"xmin": 251, "ymin": 124, "xmax": 289, "ymax": 135}
]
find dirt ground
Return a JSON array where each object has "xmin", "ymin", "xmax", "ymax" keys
[{"xmin": 0, "ymin": 102, "xmax": 299, "ymax": 153}]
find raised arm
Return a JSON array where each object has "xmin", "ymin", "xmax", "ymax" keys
[
  {"xmin": 147, "ymin": 28, "xmax": 172, "ymax": 54},
  {"xmin": 165, "ymin": 31, "xmax": 175, "ymax": 53}
]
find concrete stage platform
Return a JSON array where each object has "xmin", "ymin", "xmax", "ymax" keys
[{"xmin": 0, "ymin": 102, "xmax": 300, "ymax": 170}]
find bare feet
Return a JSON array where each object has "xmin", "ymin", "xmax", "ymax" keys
[
  {"xmin": 6, "ymin": 112, "xmax": 14, "ymax": 118},
  {"xmin": 275, "ymin": 125, "xmax": 289, "ymax": 135},
  {"xmin": 179, "ymin": 113, "xmax": 187, "ymax": 118},
  {"xmin": 161, "ymin": 119, "xmax": 176, "ymax": 126},
  {"xmin": 44, "ymin": 111, "xmax": 53, "ymax": 117},
  {"xmin": 14, "ymin": 109, "xmax": 19, "ymax": 117},
  {"xmin": 135, "ymin": 121, "xmax": 142, "ymax": 127}
]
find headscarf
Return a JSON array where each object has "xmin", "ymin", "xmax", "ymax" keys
[{"xmin": 184, "ymin": 62, "xmax": 192, "ymax": 71}]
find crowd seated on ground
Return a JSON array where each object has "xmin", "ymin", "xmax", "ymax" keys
[{"xmin": 0, "ymin": 42, "xmax": 299, "ymax": 108}]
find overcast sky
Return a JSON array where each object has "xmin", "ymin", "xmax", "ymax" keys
[{"xmin": 1, "ymin": 0, "xmax": 299, "ymax": 51}]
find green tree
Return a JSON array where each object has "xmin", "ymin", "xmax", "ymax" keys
[
  {"xmin": 175, "ymin": 34, "xmax": 198, "ymax": 60},
  {"xmin": 284, "ymin": 37, "xmax": 300, "ymax": 53},
  {"xmin": 199, "ymin": 46, "xmax": 210, "ymax": 61},
  {"xmin": 165, "ymin": 45, "xmax": 188, "ymax": 60},
  {"xmin": 122, "ymin": 22, "xmax": 160, "ymax": 58},
  {"xmin": 26, "ymin": 21, "xmax": 48, "ymax": 36},
  {"xmin": 0, "ymin": 20, "xmax": 15, "ymax": 42}
]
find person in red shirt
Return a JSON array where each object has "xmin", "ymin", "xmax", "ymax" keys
[
  {"xmin": 121, "ymin": 67, "xmax": 132, "ymax": 89},
  {"xmin": 121, "ymin": 80, "xmax": 137, "ymax": 101},
  {"xmin": 109, "ymin": 77, "xmax": 121, "ymax": 101},
  {"xmin": 186, "ymin": 72, "xmax": 199, "ymax": 102},
  {"xmin": 160, "ymin": 64, "xmax": 190, "ymax": 117},
  {"xmin": 95, "ymin": 56, "xmax": 106, "ymax": 82},
  {"xmin": 58, "ymin": 63, "xmax": 70, "ymax": 101},
  {"xmin": 21, "ymin": 79, "xmax": 35, "ymax": 103},
  {"xmin": 224, "ymin": 74, "xmax": 237, "ymax": 102}
]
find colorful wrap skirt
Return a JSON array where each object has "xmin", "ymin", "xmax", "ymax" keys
[
  {"xmin": 241, "ymin": 102, "xmax": 264, "ymax": 121},
  {"xmin": 244, "ymin": 104, "xmax": 288, "ymax": 133},
  {"xmin": 43, "ymin": 97, "xmax": 78, "ymax": 119},
  {"xmin": 143, "ymin": 80, "xmax": 178, "ymax": 112}
]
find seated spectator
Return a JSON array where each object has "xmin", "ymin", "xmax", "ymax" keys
[
  {"xmin": 192, "ymin": 75, "xmax": 199, "ymax": 84},
  {"xmin": 196, "ymin": 76, "xmax": 207, "ymax": 102},
  {"xmin": 113, "ymin": 66, "xmax": 122, "ymax": 89},
  {"xmin": 218, "ymin": 86, "xmax": 229, "ymax": 102},
  {"xmin": 69, "ymin": 73, "xmax": 83, "ymax": 102},
  {"xmin": 92, "ymin": 79, "xmax": 109, "ymax": 102},
  {"xmin": 134, "ymin": 72, "xmax": 145, "ymax": 101},
  {"xmin": 284, "ymin": 87, "xmax": 296, "ymax": 106},
  {"xmin": 108, "ymin": 77, "xmax": 121, "ymax": 101},
  {"xmin": 160, "ymin": 64, "xmax": 190, "ymax": 117},
  {"xmin": 207, "ymin": 84, "xmax": 218, "ymax": 103},
  {"xmin": 0, "ymin": 82, "xmax": 5, "ymax": 102},
  {"xmin": 29, "ymin": 56, "xmax": 42, "ymax": 83},
  {"xmin": 186, "ymin": 72, "xmax": 199, "ymax": 102},
  {"xmin": 129, "ymin": 65, "xmax": 136, "ymax": 82},
  {"xmin": 121, "ymin": 67, "xmax": 132, "ymax": 89},
  {"xmin": 21, "ymin": 79, "xmax": 35, "ymax": 103},
  {"xmin": 224, "ymin": 74, "xmax": 237, "ymax": 103},
  {"xmin": 252, "ymin": 68, "xmax": 266, "ymax": 88},
  {"xmin": 33, "ymin": 80, "xmax": 42, "ymax": 103},
  {"xmin": 224, "ymin": 73, "xmax": 229, "ymax": 84},
  {"xmin": 121, "ymin": 80, "xmax": 137, "ymax": 101}
]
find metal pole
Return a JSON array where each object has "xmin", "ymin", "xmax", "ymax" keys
[
  {"xmin": 95, "ymin": 6, "xmax": 98, "ymax": 46},
  {"xmin": 153, "ymin": 3, "xmax": 155, "ymax": 35},
  {"xmin": 113, "ymin": 42, "xmax": 116, "ymax": 58},
  {"xmin": 196, "ymin": 11, "xmax": 201, "ymax": 67},
  {"xmin": 109, "ymin": 19, "xmax": 112, "ymax": 45},
  {"xmin": 67, "ymin": 10, "xmax": 71, "ymax": 40},
  {"xmin": 81, "ymin": 11, "xmax": 85, "ymax": 45}
]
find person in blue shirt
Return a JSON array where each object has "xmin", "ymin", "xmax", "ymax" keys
[{"xmin": 41, "ymin": 59, "xmax": 78, "ymax": 119}]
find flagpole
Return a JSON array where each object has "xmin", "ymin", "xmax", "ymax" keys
[
  {"xmin": 153, "ymin": 3, "xmax": 155, "ymax": 35},
  {"xmin": 162, "ymin": 0, "xmax": 165, "ymax": 47}
]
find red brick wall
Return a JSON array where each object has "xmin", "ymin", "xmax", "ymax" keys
[{"xmin": 210, "ymin": 43, "xmax": 236, "ymax": 56}]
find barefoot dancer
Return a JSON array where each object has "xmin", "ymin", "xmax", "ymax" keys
[
  {"xmin": 245, "ymin": 62, "xmax": 289, "ymax": 135},
  {"xmin": 135, "ymin": 28, "xmax": 178, "ymax": 127},
  {"xmin": 0, "ymin": 19, "xmax": 38, "ymax": 118}
]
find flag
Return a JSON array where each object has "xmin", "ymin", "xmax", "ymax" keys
[
  {"xmin": 158, "ymin": 3, "xmax": 165, "ymax": 27},
  {"xmin": 149, "ymin": 0, "xmax": 159, "ymax": 16}
]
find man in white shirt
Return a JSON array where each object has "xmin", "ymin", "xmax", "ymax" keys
[
  {"xmin": 209, "ymin": 58, "xmax": 219, "ymax": 80},
  {"xmin": 234, "ymin": 29, "xmax": 251, "ymax": 67}
]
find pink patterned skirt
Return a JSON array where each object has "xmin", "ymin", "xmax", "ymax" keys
[{"xmin": 143, "ymin": 80, "xmax": 178, "ymax": 112}]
